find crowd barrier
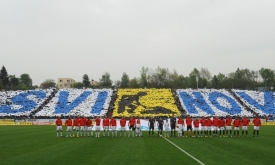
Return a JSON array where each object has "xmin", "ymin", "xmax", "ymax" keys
[
  {"xmin": 0, "ymin": 119, "xmax": 14, "ymax": 122},
  {"xmin": 261, "ymin": 122, "xmax": 275, "ymax": 125},
  {"xmin": 0, "ymin": 122, "xmax": 32, "ymax": 125},
  {"xmin": 32, "ymin": 122, "xmax": 52, "ymax": 125}
]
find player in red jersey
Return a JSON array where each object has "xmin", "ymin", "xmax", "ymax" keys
[
  {"xmin": 219, "ymin": 117, "xmax": 226, "ymax": 137},
  {"xmin": 128, "ymin": 116, "xmax": 136, "ymax": 137},
  {"xmin": 253, "ymin": 115, "xmax": 261, "ymax": 137},
  {"xmin": 200, "ymin": 116, "xmax": 207, "ymax": 137},
  {"xmin": 241, "ymin": 116, "xmax": 250, "ymax": 137},
  {"xmin": 193, "ymin": 117, "xmax": 200, "ymax": 137},
  {"xmin": 177, "ymin": 116, "xmax": 184, "ymax": 138},
  {"xmin": 206, "ymin": 117, "xmax": 213, "ymax": 137},
  {"xmin": 65, "ymin": 116, "xmax": 73, "ymax": 137},
  {"xmin": 79, "ymin": 115, "xmax": 87, "ymax": 137},
  {"xmin": 233, "ymin": 117, "xmax": 241, "ymax": 137},
  {"xmin": 212, "ymin": 116, "xmax": 219, "ymax": 137},
  {"xmin": 73, "ymin": 116, "xmax": 80, "ymax": 137},
  {"xmin": 103, "ymin": 116, "xmax": 110, "ymax": 137},
  {"xmin": 110, "ymin": 117, "xmax": 117, "ymax": 137},
  {"xmin": 86, "ymin": 117, "xmax": 93, "ymax": 137},
  {"xmin": 95, "ymin": 116, "xmax": 101, "ymax": 137},
  {"xmin": 136, "ymin": 116, "xmax": 142, "ymax": 137},
  {"xmin": 120, "ymin": 116, "xmax": 127, "ymax": 137},
  {"xmin": 185, "ymin": 115, "xmax": 193, "ymax": 137},
  {"xmin": 55, "ymin": 116, "xmax": 63, "ymax": 137},
  {"xmin": 225, "ymin": 115, "xmax": 232, "ymax": 137}
]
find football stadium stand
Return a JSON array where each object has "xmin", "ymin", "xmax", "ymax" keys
[
  {"xmin": 0, "ymin": 89, "xmax": 55, "ymax": 116},
  {"xmin": 35, "ymin": 88, "xmax": 113, "ymax": 117},
  {"xmin": 232, "ymin": 90, "xmax": 275, "ymax": 116},
  {"xmin": 0, "ymin": 88, "xmax": 274, "ymax": 118},
  {"xmin": 176, "ymin": 89, "xmax": 253, "ymax": 117},
  {"xmin": 112, "ymin": 88, "xmax": 181, "ymax": 117}
]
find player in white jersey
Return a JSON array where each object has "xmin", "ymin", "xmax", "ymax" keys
[
  {"xmin": 177, "ymin": 117, "xmax": 184, "ymax": 138},
  {"xmin": 164, "ymin": 119, "xmax": 170, "ymax": 137},
  {"xmin": 136, "ymin": 117, "xmax": 142, "ymax": 137}
]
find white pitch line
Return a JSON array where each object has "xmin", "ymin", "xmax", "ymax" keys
[{"xmin": 156, "ymin": 131, "xmax": 205, "ymax": 165}]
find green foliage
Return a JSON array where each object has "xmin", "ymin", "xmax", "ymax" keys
[
  {"xmin": 200, "ymin": 68, "xmax": 212, "ymax": 82},
  {"xmin": 82, "ymin": 74, "xmax": 90, "ymax": 87},
  {"xmin": 169, "ymin": 71, "xmax": 187, "ymax": 88},
  {"xmin": 129, "ymin": 77, "xmax": 140, "ymax": 88},
  {"xmin": 0, "ymin": 79, "xmax": 3, "ymax": 90},
  {"xmin": 20, "ymin": 73, "xmax": 32, "ymax": 87},
  {"xmin": 139, "ymin": 66, "xmax": 149, "ymax": 88},
  {"xmin": 40, "ymin": 79, "xmax": 56, "ymax": 89},
  {"xmin": 259, "ymin": 68, "xmax": 275, "ymax": 88},
  {"xmin": 1, "ymin": 65, "xmax": 274, "ymax": 90},
  {"xmin": 9, "ymin": 75, "xmax": 19, "ymax": 87},
  {"xmin": 120, "ymin": 72, "xmax": 130, "ymax": 88},
  {"xmin": 33, "ymin": 85, "xmax": 39, "ymax": 89},
  {"xmin": 0, "ymin": 66, "xmax": 9, "ymax": 87},
  {"xmin": 72, "ymin": 82, "xmax": 83, "ymax": 89},
  {"xmin": 148, "ymin": 67, "xmax": 171, "ymax": 88},
  {"xmin": 99, "ymin": 72, "xmax": 112, "ymax": 87},
  {"xmin": 114, "ymin": 80, "xmax": 121, "ymax": 88}
]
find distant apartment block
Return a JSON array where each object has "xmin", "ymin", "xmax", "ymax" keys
[{"xmin": 57, "ymin": 78, "xmax": 75, "ymax": 88}]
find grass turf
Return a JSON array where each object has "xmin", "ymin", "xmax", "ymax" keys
[{"xmin": 0, "ymin": 126, "xmax": 274, "ymax": 165}]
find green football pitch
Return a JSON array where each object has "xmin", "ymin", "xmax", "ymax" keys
[{"xmin": 0, "ymin": 126, "xmax": 274, "ymax": 165}]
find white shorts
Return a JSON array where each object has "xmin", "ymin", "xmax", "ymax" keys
[
  {"xmin": 96, "ymin": 125, "xmax": 100, "ymax": 131},
  {"xmin": 234, "ymin": 127, "xmax": 240, "ymax": 130},
  {"xmin": 226, "ymin": 126, "xmax": 232, "ymax": 130},
  {"xmin": 66, "ymin": 126, "xmax": 72, "ymax": 131},
  {"xmin": 56, "ymin": 126, "xmax": 62, "ymax": 131},
  {"xmin": 121, "ymin": 126, "xmax": 126, "ymax": 131},
  {"xmin": 136, "ymin": 127, "xmax": 141, "ymax": 133},
  {"xmin": 213, "ymin": 126, "xmax": 219, "ymax": 131},
  {"xmin": 164, "ymin": 127, "xmax": 169, "ymax": 132},
  {"xmin": 177, "ymin": 125, "xmax": 183, "ymax": 133},
  {"xmin": 207, "ymin": 126, "xmax": 212, "ymax": 131},
  {"xmin": 103, "ymin": 126, "xmax": 109, "ymax": 130},
  {"xmin": 219, "ymin": 127, "xmax": 225, "ymax": 131},
  {"xmin": 136, "ymin": 124, "xmax": 141, "ymax": 129},
  {"xmin": 201, "ymin": 126, "xmax": 206, "ymax": 131},
  {"xmin": 242, "ymin": 126, "xmax": 248, "ymax": 130},
  {"xmin": 73, "ymin": 126, "xmax": 79, "ymax": 130},
  {"xmin": 111, "ymin": 126, "xmax": 116, "ymax": 131},
  {"xmin": 194, "ymin": 127, "xmax": 199, "ymax": 131},
  {"xmin": 254, "ymin": 126, "xmax": 260, "ymax": 130},
  {"xmin": 80, "ymin": 126, "xmax": 85, "ymax": 131},
  {"xmin": 87, "ymin": 126, "xmax": 93, "ymax": 131}
]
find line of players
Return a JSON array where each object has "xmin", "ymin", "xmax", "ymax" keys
[
  {"xmin": 55, "ymin": 114, "xmax": 262, "ymax": 138},
  {"xmin": 55, "ymin": 116, "xmax": 143, "ymax": 138},
  {"xmin": 168, "ymin": 114, "xmax": 262, "ymax": 138}
]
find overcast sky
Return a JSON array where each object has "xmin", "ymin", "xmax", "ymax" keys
[{"xmin": 1, "ymin": 0, "xmax": 274, "ymax": 85}]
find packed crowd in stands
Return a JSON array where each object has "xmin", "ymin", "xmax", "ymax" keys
[
  {"xmin": 176, "ymin": 89, "xmax": 253, "ymax": 117},
  {"xmin": 35, "ymin": 88, "xmax": 113, "ymax": 117},
  {"xmin": 0, "ymin": 88, "xmax": 55, "ymax": 117},
  {"xmin": 0, "ymin": 88, "xmax": 274, "ymax": 118},
  {"xmin": 112, "ymin": 88, "xmax": 181, "ymax": 117},
  {"xmin": 232, "ymin": 89, "xmax": 275, "ymax": 117}
]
